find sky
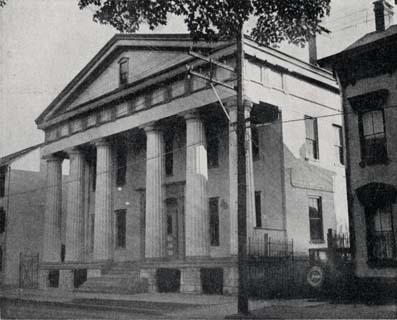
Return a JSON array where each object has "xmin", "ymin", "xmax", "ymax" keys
[{"xmin": 0, "ymin": 0, "xmax": 386, "ymax": 156}]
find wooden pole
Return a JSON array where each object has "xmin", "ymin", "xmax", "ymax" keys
[{"xmin": 236, "ymin": 25, "xmax": 249, "ymax": 315}]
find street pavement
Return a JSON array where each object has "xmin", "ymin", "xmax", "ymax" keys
[{"xmin": 0, "ymin": 288, "xmax": 396, "ymax": 319}]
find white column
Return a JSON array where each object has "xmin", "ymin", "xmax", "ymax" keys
[
  {"xmin": 65, "ymin": 148, "xmax": 85, "ymax": 262},
  {"xmin": 184, "ymin": 113, "xmax": 209, "ymax": 257},
  {"xmin": 144, "ymin": 126, "xmax": 165, "ymax": 258},
  {"xmin": 228, "ymin": 101, "xmax": 255, "ymax": 256},
  {"xmin": 93, "ymin": 139, "xmax": 113, "ymax": 261},
  {"xmin": 42, "ymin": 155, "xmax": 63, "ymax": 263}
]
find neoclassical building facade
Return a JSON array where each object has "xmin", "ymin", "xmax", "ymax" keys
[{"xmin": 36, "ymin": 34, "xmax": 348, "ymax": 293}]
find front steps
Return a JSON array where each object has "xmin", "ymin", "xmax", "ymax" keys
[{"xmin": 78, "ymin": 262, "xmax": 148, "ymax": 294}]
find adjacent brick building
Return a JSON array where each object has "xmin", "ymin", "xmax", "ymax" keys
[{"xmin": 320, "ymin": 0, "xmax": 397, "ymax": 284}]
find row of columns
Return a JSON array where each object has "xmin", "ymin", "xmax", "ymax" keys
[{"xmin": 42, "ymin": 102, "xmax": 255, "ymax": 263}]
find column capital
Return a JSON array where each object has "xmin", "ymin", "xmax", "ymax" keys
[
  {"xmin": 183, "ymin": 111, "xmax": 201, "ymax": 122},
  {"xmin": 65, "ymin": 147, "xmax": 84, "ymax": 157},
  {"xmin": 225, "ymin": 97, "xmax": 253, "ymax": 110},
  {"xmin": 94, "ymin": 138, "xmax": 110, "ymax": 147},
  {"xmin": 142, "ymin": 123, "xmax": 161, "ymax": 134},
  {"xmin": 43, "ymin": 153, "xmax": 64, "ymax": 163}
]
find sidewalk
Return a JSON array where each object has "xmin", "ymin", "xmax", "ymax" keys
[{"xmin": 1, "ymin": 288, "xmax": 396, "ymax": 319}]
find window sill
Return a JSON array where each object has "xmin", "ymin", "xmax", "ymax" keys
[
  {"xmin": 367, "ymin": 259, "xmax": 397, "ymax": 268},
  {"xmin": 310, "ymin": 240, "xmax": 325, "ymax": 244},
  {"xmin": 359, "ymin": 158, "xmax": 390, "ymax": 168}
]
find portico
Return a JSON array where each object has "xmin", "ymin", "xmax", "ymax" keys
[{"xmin": 38, "ymin": 96, "xmax": 251, "ymax": 293}]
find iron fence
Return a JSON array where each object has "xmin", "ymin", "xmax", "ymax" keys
[{"xmin": 248, "ymin": 235, "xmax": 293, "ymax": 258}]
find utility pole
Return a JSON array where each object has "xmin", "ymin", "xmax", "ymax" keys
[
  {"xmin": 236, "ymin": 25, "xmax": 249, "ymax": 315},
  {"xmin": 187, "ymin": 26, "xmax": 249, "ymax": 314}
]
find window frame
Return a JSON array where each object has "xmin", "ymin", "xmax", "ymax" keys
[
  {"xmin": 164, "ymin": 130, "xmax": 175, "ymax": 176},
  {"xmin": 0, "ymin": 207, "xmax": 5, "ymax": 234},
  {"xmin": 115, "ymin": 209, "xmax": 127, "ymax": 249},
  {"xmin": 116, "ymin": 144, "xmax": 127, "ymax": 187},
  {"xmin": 365, "ymin": 205, "xmax": 397, "ymax": 265},
  {"xmin": 206, "ymin": 125, "xmax": 220, "ymax": 169},
  {"xmin": 304, "ymin": 115, "xmax": 319, "ymax": 160},
  {"xmin": 0, "ymin": 166, "xmax": 6, "ymax": 198},
  {"xmin": 255, "ymin": 191, "xmax": 262, "ymax": 228},
  {"xmin": 251, "ymin": 126, "xmax": 260, "ymax": 161},
  {"xmin": 119, "ymin": 58, "xmax": 129, "ymax": 86},
  {"xmin": 308, "ymin": 196, "xmax": 324, "ymax": 242},
  {"xmin": 332, "ymin": 124, "xmax": 344, "ymax": 165},
  {"xmin": 209, "ymin": 197, "xmax": 220, "ymax": 247},
  {"xmin": 358, "ymin": 109, "xmax": 388, "ymax": 166}
]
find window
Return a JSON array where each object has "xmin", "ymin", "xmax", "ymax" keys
[
  {"xmin": 0, "ymin": 166, "xmax": 6, "ymax": 198},
  {"xmin": 359, "ymin": 109, "xmax": 387, "ymax": 165},
  {"xmin": 0, "ymin": 207, "xmax": 5, "ymax": 234},
  {"xmin": 366, "ymin": 206, "xmax": 396, "ymax": 262},
  {"xmin": 309, "ymin": 197, "xmax": 323, "ymax": 241},
  {"xmin": 116, "ymin": 145, "xmax": 127, "ymax": 186},
  {"xmin": 164, "ymin": 130, "xmax": 174, "ymax": 176},
  {"xmin": 119, "ymin": 58, "xmax": 129, "ymax": 86},
  {"xmin": 305, "ymin": 116, "xmax": 319, "ymax": 160},
  {"xmin": 115, "ymin": 209, "xmax": 126, "ymax": 249},
  {"xmin": 209, "ymin": 197, "xmax": 220, "ymax": 246},
  {"xmin": 252, "ymin": 127, "xmax": 260, "ymax": 161},
  {"xmin": 206, "ymin": 125, "xmax": 219, "ymax": 168},
  {"xmin": 255, "ymin": 191, "xmax": 262, "ymax": 228},
  {"xmin": 333, "ymin": 124, "xmax": 344, "ymax": 165},
  {"xmin": 91, "ymin": 161, "xmax": 97, "ymax": 191},
  {"xmin": 0, "ymin": 246, "xmax": 2, "ymax": 272}
]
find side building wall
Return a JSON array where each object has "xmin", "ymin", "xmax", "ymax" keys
[{"xmin": 344, "ymin": 71, "xmax": 397, "ymax": 279}]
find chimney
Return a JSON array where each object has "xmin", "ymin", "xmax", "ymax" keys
[
  {"xmin": 308, "ymin": 35, "xmax": 318, "ymax": 65},
  {"xmin": 373, "ymin": 0, "xmax": 394, "ymax": 32}
]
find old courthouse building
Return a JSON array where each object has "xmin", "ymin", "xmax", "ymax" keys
[
  {"xmin": 35, "ymin": 34, "xmax": 348, "ymax": 293},
  {"xmin": 320, "ymin": 0, "xmax": 397, "ymax": 285}
]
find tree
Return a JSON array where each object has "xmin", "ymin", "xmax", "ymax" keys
[
  {"xmin": 79, "ymin": 0, "xmax": 331, "ymax": 315},
  {"xmin": 0, "ymin": 0, "xmax": 7, "ymax": 8},
  {"xmin": 79, "ymin": 0, "xmax": 330, "ymax": 46}
]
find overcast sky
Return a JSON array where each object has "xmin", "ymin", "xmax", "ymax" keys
[{"xmin": 0, "ymin": 0, "xmax": 384, "ymax": 156}]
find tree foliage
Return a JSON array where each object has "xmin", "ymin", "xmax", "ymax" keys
[
  {"xmin": 0, "ymin": 0, "xmax": 7, "ymax": 8},
  {"xmin": 79, "ymin": 0, "xmax": 331, "ymax": 46}
]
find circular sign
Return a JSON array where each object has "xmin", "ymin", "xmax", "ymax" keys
[{"xmin": 306, "ymin": 265, "xmax": 325, "ymax": 289}]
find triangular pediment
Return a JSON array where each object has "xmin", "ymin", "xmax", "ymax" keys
[{"xmin": 36, "ymin": 34, "xmax": 232, "ymax": 128}]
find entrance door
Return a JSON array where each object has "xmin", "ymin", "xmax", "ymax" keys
[{"xmin": 166, "ymin": 198, "xmax": 178, "ymax": 258}]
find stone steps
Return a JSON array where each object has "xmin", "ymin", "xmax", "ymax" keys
[{"xmin": 77, "ymin": 262, "xmax": 148, "ymax": 294}]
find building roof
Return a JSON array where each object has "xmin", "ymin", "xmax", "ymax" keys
[
  {"xmin": 0, "ymin": 143, "xmax": 43, "ymax": 167},
  {"xmin": 319, "ymin": 24, "xmax": 397, "ymax": 67},
  {"xmin": 345, "ymin": 24, "xmax": 397, "ymax": 51},
  {"xmin": 35, "ymin": 33, "xmax": 232, "ymax": 126}
]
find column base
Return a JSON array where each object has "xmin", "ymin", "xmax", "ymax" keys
[
  {"xmin": 223, "ymin": 266, "xmax": 239, "ymax": 295},
  {"xmin": 59, "ymin": 270, "xmax": 74, "ymax": 290},
  {"xmin": 181, "ymin": 267, "xmax": 202, "ymax": 293},
  {"xmin": 39, "ymin": 270, "xmax": 49, "ymax": 289},
  {"xmin": 140, "ymin": 268, "xmax": 158, "ymax": 293}
]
